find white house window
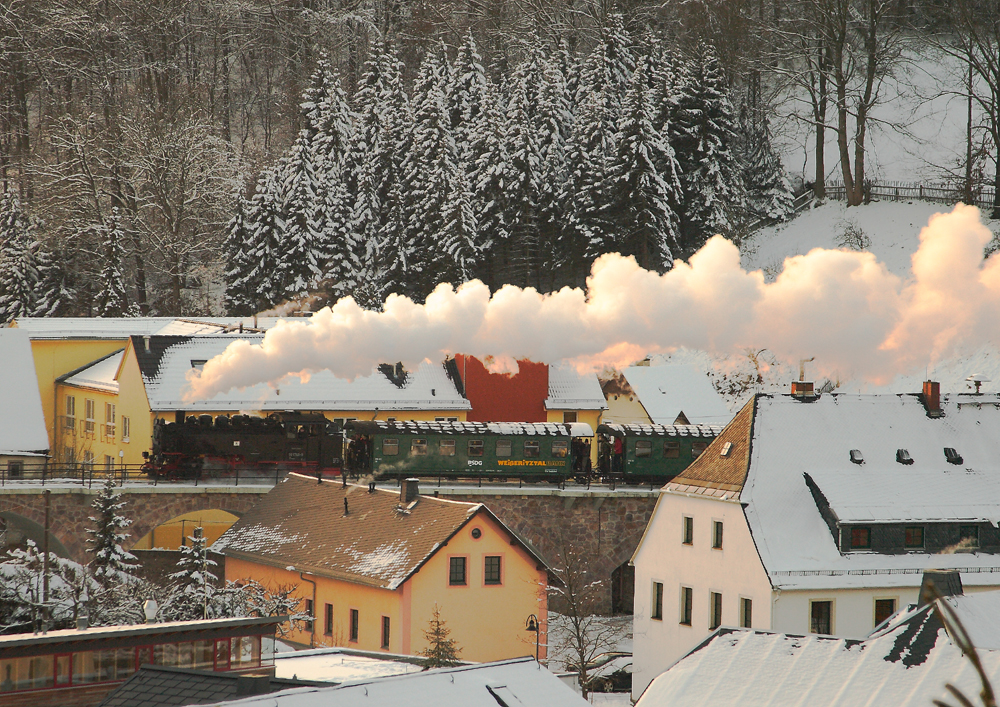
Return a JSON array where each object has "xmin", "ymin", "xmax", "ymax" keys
[
  {"xmin": 709, "ymin": 592, "xmax": 723, "ymax": 630},
  {"xmin": 740, "ymin": 597, "xmax": 752, "ymax": 628},
  {"xmin": 874, "ymin": 598, "xmax": 896, "ymax": 628},
  {"xmin": 810, "ymin": 600, "xmax": 833, "ymax": 635},
  {"xmin": 651, "ymin": 582, "xmax": 663, "ymax": 620},
  {"xmin": 682, "ymin": 516, "xmax": 694, "ymax": 545},
  {"xmin": 712, "ymin": 521, "xmax": 724, "ymax": 549},
  {"xmin": 679, "ymin": 587, "xmax": 693, "ymax": 626}
]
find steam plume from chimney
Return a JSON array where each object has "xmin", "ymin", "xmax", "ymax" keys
[{"xmin": 184, "ymin": 204, "xmax": 1000, "ymax": 401}]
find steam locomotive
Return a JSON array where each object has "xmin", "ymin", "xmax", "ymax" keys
[{"xmin": 143, "ymin": 412, "xmax": 343, "ymax": 480}]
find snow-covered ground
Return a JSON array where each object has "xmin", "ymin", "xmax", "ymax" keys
[{"xmin": 272, "ymin": 647, "xmax": 424, "ymax": 682}]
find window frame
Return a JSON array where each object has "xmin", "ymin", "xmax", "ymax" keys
[
  {"xmin": 496, "ymin": 439, "xmax": 512, "ymax": 458},
  {"xmin": 874, "ymin": 597, "xmax": 897, "ymax": 628},
  {"xmin": 448, "ymin": 556, "xmax": 468, "ymax": 587},
  {"xmin": 635, "ymin": 440, "xmax": 652, "ymax": 458},
  {"xmin": 304, "ymin": 599, "xmax": 315, "ymax": 634},
  {"xmin": 121, "ymin": 415, "xmax": 130, "ymax": 443},
  {"xmin": 663, "ymin": 440, "xmax": 680, "ymax": 458},
  {"xmin": 349, "ymin": 608, "xmax": 359, "ymax": 643},
  {"xmin": 523, "ymin": 440, "xmax": 540, "ymax": 458},
  {"xmin": 712, "ymin": 520, "xmax": 724, "ymax": 549},
  {"xmin": 411, "ymin": 438, "xmax": 428, "ymax": 456},
  {"xmin": 484, "ymin": 555, "xmax": 502, "ymax": 586},
  {"xmin": 84, "ymin": 398, "xmax": 96, "ymax": 435},
  {"xmin": 324, "ymin": 603, "xmax": 334, "ymax": 636},
  {"xmin": 651, "ymin": 581, "xmax": 664, "ymax": 620},
  {"xmin": 810, "ymin": 599, "xmax": 834, "ymax": 635},
  {"xmin": 468, "ymin": 439, "xmax": 484, "ymax": 457},
  {"xmin": 382, "ymin": 438, "xmax": 399, "ymax": 456},
  {"xmin": 960, "ymin": 524, "xmax": 980, "ymax": 548},
  {"xmin": 682, "ymin": 516, "xmax": 694, "ymax": 545},
  {"xmin": 904, "ymin": 525, "xmax": 924, "ymax": 549},
  {"xmin": 740, "ymin": 597, "xmax": 752, "ymax": 628},
  {"xmin": 850, "ymin": 526, "xmax": 872, "ymax": 550},
  {"xmin": 438, "ymin": 438, "xmax": 456, "ymax": 456},
  {"xmin": 381, "ymin": 616, "xmax": 391, "ymax": 649},
  {"xmin": 105, "ymin": 402, "xmax": 116, "ymax": 439},
  {"xmin": 691, "ymin": 442, "xmax": 708, "ymax": 457},
  {"xmin": 679, "ymin": 586, "xmax": 693, "ymax": 626},
  {"xmin": 709, "ymin": 591, "xmax": 723, "ymax": 630},
  {"xmin": 551, "ymin": 440, "xmax": 569, "ymax": 458}
]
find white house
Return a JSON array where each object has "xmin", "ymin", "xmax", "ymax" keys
[
  {"xmin": 635, "ymin": 587, "xmax": 1000, "ymax": 706},
  {"xmin": 631, "ymin": 382, "xmax": 1000, "ymax": 698}
]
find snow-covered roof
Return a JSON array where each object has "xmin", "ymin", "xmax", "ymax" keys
[
  {"xmin": 204, "ymin": 657, "xmax": 589, "ymax": 707},
  {"xmin": 636, "ymin": 595, "xmax": 1000, "ymax": 707},
  {"xmin": 11, "ymin": 316, "xmax": 289, "ymax": 339},
  {"xmin": 60, "ymin": 348, "xmax": 124, "ymax": 393},
  {"xmin": 0, "ymin": 329, "xmax": 50, "ymax": 456},
  {"xmin": 671, "ymin": 392, "xmax": 1000, "ymax": 590},
  {"xmin": 621, "ymin": 365, "xmax": 731, "ymax": 425},
  {"xmin": 599, "ymin": 423, "xmax": 723, "ymax": 438},
  {"xmin": 138, "ymin": 336, "xmax": 470, "ymax": 412},
  {"xmin": 545, "ymin": 364, "xmax": 607, "ymax": 411},
  {"xmin": 348, "ymin": 420, "xmax": 594, "ymax": 437},
  {"xmin": 214, "ymin": 475, "xmax": 548, "ymax": 590},
  {"xmin": 272, "ymin": 647, "xmax": 424, "ymax": 682}
]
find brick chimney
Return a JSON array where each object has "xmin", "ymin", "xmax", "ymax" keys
[
  {"xmin": 922, "ymin": 380, "xmax": 942, "ymax": 417},
  {"xmin": 400, "ymin": 478, "xmax": 420, "ymax": 505}
]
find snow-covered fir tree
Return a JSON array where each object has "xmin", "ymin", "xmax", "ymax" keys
[
  {"xmin": 244, "ymin": 165, "xmax": 285, "ymax": 309},
  {"xmin": 671, "ymin": 42, "xmax": 748, "ymax": 255},
  {"xmin": 223, "ymin": 193, "xmax": 256, "ymax": 315},
  {"xmin": 275, "ymin": 132, "xmax": 325, "ymax": 300},
  {"xmin": 97, "ymin": 208, "xmax": 130, "ymax": 317},
  {"xmin": 467, "ymin": 79, "xmax": 507, "ymax": 288},
  {"xmin": 738, "ymin": 105, "xmax": 794, "ymax": 223},
  {"xmin": 160, "ymin": 527, "xmax": 217, "ymax": 621},
  {"xmin": 449, "ymin": 31, "xmax": 490, "ymax": 173},
  {"xmin": 0, "ymin": 190, "xmax": 38, "ymax": 324},
  {"xmin": 535, "ymin": 50, "xmax": 573, "ymax": 291},
  {"xmin": 420, "ymin": 604, "xmax": 462, "ymax": 668},
  {"xmin": 599, "ymin": 57, "xmax": 681, "ymax": 271},
  {"xmin": 86, "ymin": 472, "xmax": 138, "ymax": 584},
  {"xmin": 32, "ymin": 242, "xmax": 73, "ymax": 317}
]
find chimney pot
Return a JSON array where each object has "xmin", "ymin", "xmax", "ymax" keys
[
  {"xmin": 143, "ymin": 335, "xmax": 151, "ymax": 353},
  {"xmin": 400, "ymin": 478, "xmax": 420, "ymax": 505}
]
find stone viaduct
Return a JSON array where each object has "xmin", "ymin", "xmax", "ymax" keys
[{"xmin": 0, "ymin": 481, "xmax": 658, "ymax": 612}]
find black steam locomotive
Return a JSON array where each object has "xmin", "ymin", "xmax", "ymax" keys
[{"xmin": 143, "ymin": 412, "xmax": 343, "ymax": 480}]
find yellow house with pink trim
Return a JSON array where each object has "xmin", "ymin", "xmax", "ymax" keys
[{"xmin": 214, "ymin": 474, "xmax": 551, "ymax": 663}]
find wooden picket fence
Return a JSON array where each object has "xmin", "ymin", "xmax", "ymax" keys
[{"xmin": 824, "ymin": 180, "xmax": 999, "ymax": 211}]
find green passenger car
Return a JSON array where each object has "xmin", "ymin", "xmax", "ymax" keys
[
  {"xmin": 597, "ymin": 423, "xmax": 724, "ymax": 484},
  {"xmin": 344, "ymin": 420, "xmax": 595, "ymax": 482}
]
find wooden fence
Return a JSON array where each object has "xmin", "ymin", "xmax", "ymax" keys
[{"xmin": 824, "ymin": 180, "xmax": 998, "ymax": 210}]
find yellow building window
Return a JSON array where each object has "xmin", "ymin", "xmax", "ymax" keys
[
  {"xmin": 65, "ymin": 396, "xmax": 76, "ymax": 430},
  {"xmin": 105, "ymin": 403, "xmax": 116, "ymax": 439},
  {"xmin": 83, "ymin": 450, "xmax": 95, "ymax": 471},
  {"xmin": 122, "ymin": 416, "xmax": 130, "ymax": 443},
  {"xmin": 84, "ymin": 399, "xmax": 96, "ymax": 435}
]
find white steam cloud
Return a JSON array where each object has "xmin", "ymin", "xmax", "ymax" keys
[{"xmin": 185, "ymin": 204, "xmax": 1000, "ymax": 401}]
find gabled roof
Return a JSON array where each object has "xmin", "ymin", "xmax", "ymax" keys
[
  {"xmin": 138, "ymin": 336, "xmax": 470, "ymax": 412},
  {"xmin": 100, "ymin": 665, "xmax": 326, "ymax": 707},
  {"xmin": 204, "ymin": 657, "xmax": 590, "ymax": 707},
  {"xmin": 621, "ymin": 365, "xmax": 731, "ymax": 425},
  {"xmin": 666, "ymin": 398, "xmax": 754, "ymax": 495},
  {"xmin": 214, "ymin": 475, "xmax": 548, "ymax": 590},
  {"xmin": 683, "ymin": 392, "xmax": 1000, "ymax": 590},
  {"xmin": 545, "ymin": 364, "xmax": 607, "ymax": 411},
  {"xmin": 636, "ymin": 595, "xmax": 1000, "ymax": 707},
  {"xmin": 12, "ymin": 317, "xmax": 286, "ymax": 339},
  {"xmin": 0, "ymin": 329, "xmax": 49, "ymax": 456},
  {"xmin": 59, "ymin": 348, "xmax": 125, "ymax": 393}
]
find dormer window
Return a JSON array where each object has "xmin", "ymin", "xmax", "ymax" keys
[
  {"xmin": 896, "ymin": 449, "xmax": 914, "ymax": 465},
  {"xmin": 190, "ymin": 359, "xmax": 207, "ymax": 370},
  {"xmin": 720, "ymin": 442, "xmax": 733, "ymax": 458},
  {"xmin": 849, "ymin": 449, "xmax": 864, "ymax": 464},
  {"xmin": 944, "ymin": 448, "xmax": 964, "ymax": 465}
]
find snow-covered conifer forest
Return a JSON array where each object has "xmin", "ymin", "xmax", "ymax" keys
[{"xmin": 0, "ymin": 0, "xmax": 989, "ymax": 317}]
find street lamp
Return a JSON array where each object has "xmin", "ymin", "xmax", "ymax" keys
[{"xmin": 525, "ymin": 614, "xmax": 539, "ymax": 662}]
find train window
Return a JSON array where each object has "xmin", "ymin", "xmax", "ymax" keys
[
  {"xmin": 664, "ymin": 441, "xmax": 680, "ymax": 458},
  {"xmin": 524, "ymin": 440, "xmax": 540, "ymax": 458},
  {"xmin": 496, "ymin": 440, "xmax": 512, "ymax": 458},
  {"xmin": 412, "ymin": 439, "xmax": 427, "ymax": 456},
  {"xmin": 552, "ymin": 440, "xmax": 569, "ymax": 458},
  {"xmin": 382, "ymin": 439, "xmax": 399, "ymax": 456},
  {"xmin": 439, "ymin": 439, "xmax": 456, "ymax": 456},
  {"xmin": 635, "ymin": 440, "xmax": 652, "ymax": 457},
  {"xmin": 468, "ymin": 440, "xmax": 484, "ymax": 457},
  {"xmin": 692, "ymin": 442, "xmax": 708, "ymax": 457}
]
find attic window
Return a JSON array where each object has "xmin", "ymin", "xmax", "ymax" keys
[
  {"xmin": 896, "ymin": 449, "xmax": 914, "ymax": 465},
  {"xmin": 720, "ymin": 442, "xmax": 733, "ymax": 458},
  {"xmin": 190, "ymin": 359, "xmax": 207, "ymax": 370},
  {"xmin": 849, "ymin": 449, "xmax": 864, "ymax": 465},
  {"xmin": 944, "ymin": 447, "xmax": 964, "ymax": 465}
]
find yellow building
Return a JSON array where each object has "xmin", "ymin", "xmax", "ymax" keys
[
  {"xmin": 545, "ymin": 365, "xmax": 608, "ymax": 467},
  {"xmin": 216, "ymin": 474, "xmax": 551, "ymax": 662}
]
